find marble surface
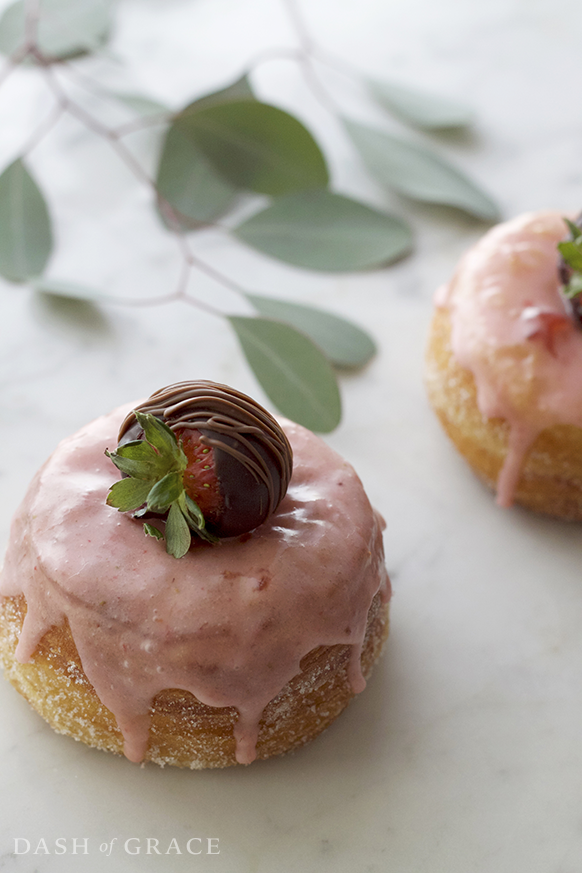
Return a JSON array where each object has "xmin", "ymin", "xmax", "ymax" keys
[{"xmin": 2, "ymin": 0, "xmax": 582, "ymax": 870}]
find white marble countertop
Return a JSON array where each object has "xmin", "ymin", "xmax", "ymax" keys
[{"xmin": 2, "ymin": 0, "xmax": 582, "ymax": 870}]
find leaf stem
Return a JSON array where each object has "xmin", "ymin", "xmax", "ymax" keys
[
  {"xmin": 113, "ymin": 111, "xmax": 173, "ymax": 138},
  {"xmin": 24, "ymin": 0, "xmax": 41, "ymax": 48},
  {"xmin": 27, "ymin": 54, "xmax": 256, "ymax": 316},
  {"xmin": 19, "ymin": 98, "xmax": 65, "ymax": 157},
  {"xmin": 0, "ymin": 42, "xmax": 32, "ymax": 91},
  {"xmin": 57, "ymin": 61, "xmax": 173, "ymax": 137},
  {"xmin": 278, "ymin": 0, "xmax": 341, "ymax": 115},
  {"xmin": 281, "ymin": 0, "xmax": 315, "ymax": 53}
]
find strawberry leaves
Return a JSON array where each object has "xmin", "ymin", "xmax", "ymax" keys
[
  {"xmin": 105, "ymin": 411, "xmax": 218, "ymax": 558},
  {"xmin": 558, "ymin": 218, "xmax": 582, "ymax": 300}
]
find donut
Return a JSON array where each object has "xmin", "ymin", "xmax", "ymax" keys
[
  {"xmin": 0, "ymin": 382, "xmax": 390, "ymax": 767},
  {"xmin": 425, "ymin": 210, "xmax": 582, "ymax": 518}
]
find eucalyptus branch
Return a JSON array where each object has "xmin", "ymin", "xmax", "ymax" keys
[
  {"xmin": 0, "ymin": 0, "xmax": 499, "ymax": 432},
  {"xmin": 113, "ymin": 111, "xmax": 172, "ymax": 138},
  {"xmin": 19, "ymin": 98, "xmax": 65, "ymax": 156},
  {"xmin": 24, "ymin": 0, "xmax": 41, "ymax": 47},
  {"xmin": 30, "ymin": 61, "xmax": 273, "ymax": 312},
  {"xmin": 281, "ymin": 0, "xmax": 315, "ymax": 54}
]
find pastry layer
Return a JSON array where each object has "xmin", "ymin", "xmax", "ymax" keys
[
  {"xmin": 0, "ymin": 592, "xmax": 388, "ymax": 768},
  {"xmin": 426, "ymin": 307, "xmax": 582, "ymax": 519}
]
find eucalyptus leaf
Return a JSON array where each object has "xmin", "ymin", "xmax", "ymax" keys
[
  {"xmin": 165, "ymin": 502, "xmax": 191, "ymax": 559},
  {"xmin": 233, "ymin": 190, "xmax": 412, "ymax": 271},
  {"xmin": 368, "ymin": 79, "xmax": 473, "ymax": 130},
  {"xmin": 0, "ymin": 158, "xmax": 52, "ymax": 282},
  {"xmin": 33, "ymin": 278, "xmax": 104, "ymax": 301},
  {"xmin": 109, "ymin": 92, "xmax": 170, "ymax": 117},
  {"xmin": 0, "ymin": 0, "xmax": 113, "ymax": 60},
  {"xmin": 156, "ymin": 124, "xmax": 238, "ymax": 226},
  {"xmin": 228, "ymin": 315, "xmax": 341, "ymax": 432},
  {"xmin": 155, "ymin": 76, "xmax": 258, "ymax": 227},
  {"xmin": 176, "ymin": 100, "xmax": 329, "ymax": 196},
  {"xmin": 190, "ymin": 74, "xmax": 255, "ymax": 112},
  {"xmin": 106, "ymin": 477, "xmax": 153, "ymax": 512},
  {"xmin": 246, "ymin": 293, "xmax": 376, "ymax": 369},
  {"xmin": 345, "ymin": 120, "xmax": 499, "ymax": 221}
]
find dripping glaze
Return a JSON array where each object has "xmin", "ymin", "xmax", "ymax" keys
[{"xmin": 0, "ymin": 406, "xmax": 389, "ymax": 765}]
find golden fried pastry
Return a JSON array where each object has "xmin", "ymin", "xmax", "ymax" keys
[
  {"xmin": 426, "ymin": 211, "xmax": 582, "ymax": 518},
  {"xmin": 0, "ymin": 382, "xmax": 390, "ymax": 767}
]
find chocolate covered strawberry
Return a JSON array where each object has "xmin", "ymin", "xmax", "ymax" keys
[{"xmin": 105, "ymin": 381, "xmax": 293, "ymax": 558}]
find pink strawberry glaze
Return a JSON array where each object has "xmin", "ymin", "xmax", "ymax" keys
[
  {"xmin": 0, "ymin": 406, "xmax": 389, "ymax": 765},
  {"xmin": 436, "ymin": 210, "xmax": 582, "ymax": 507}
]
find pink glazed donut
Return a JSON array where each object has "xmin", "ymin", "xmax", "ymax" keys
[
  {"xmin": 0, "ymin": 382, "xmax": 390, "ymax": 768},
  {"xmin": 426, "ymin": 211, "xmax": 582, "ymax": 518}
]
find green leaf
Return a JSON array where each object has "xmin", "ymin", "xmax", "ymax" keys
[
  {"xmin": 563, "ymin": 274, "xmax": 582, "ymax": 299},
  {"xmin": 179, "ymin": 494, "xmax": 219, "ymax": 544},
  {"xmin": 147, "ymin": 471, "xmax": 185, "ymax": 512},
  {"xmin": 564, "ymin": 218, "xmax": 582, "ymax": 242},
  {"xmin": 368, "ymin": 79, "xmax": 473, "ymax": 130},
  {"xmin": 106, "ymin": 440, "xmax": 170, "ymax": 480},
  {"xmin": 33, "ymin": 278, "xmax": 104, "ymax": 301},
  {"xmin": 156, "ymin": 124, "xmax": 238, "ymax": 226},
  {"xmin": 246, "ymin": 293, "xmax": 376, "ymax": 369},
  {"xmin": 143, "ymin": 523, "xmax": 164, "ymax": 541},
  {"xmin": 229, "ymin": 315, "xmax": 341, "ymax": 433},
  {"xmin": 0, "ymin": 158, "xmax": 52, "ymax": 282},
  {"xmin": 0, "ymin": 0, "xmax": 113, "ymax": 60},
  {"xmin": 155, "ymin": 78, "xmax": 258, "ymax": 227},
  {"xmin": 181, "ymin": 493, "xmax": 205, "ymax": 530},
  {"xmin": 0, "ymin": 1, "xmax": 25, "ymax": 55},
  {"xmin": 109, "ymin": 92, "xmax": 170, "ymax": 117},
  {"xmin": 106, "ymin": 477, "xmax": 153, "ymax": 512},
  {"xmin": 344, "ymin": 119, "xmax": 500, "ymax": 221},
  {"xmin": 233, "ymin": 190, "xmax": 412, "ymax": 271},
  {"xmin": 558, "ymin": 241, "xmax": 582, "ymax": 272},
  {"xmin": 176, "ymin": 100, "xmax": 329, "ymax": 196},
  {"xmin": 189, "ymin": 74, "xmax": 255, "ymax": 112},
  {"xmin": 135, "ymin": 411, "xmax": 185, "ymax": 466},
  {"xmin": 165, "ymin": 502, "xmax": 192, "ymax": 559}
]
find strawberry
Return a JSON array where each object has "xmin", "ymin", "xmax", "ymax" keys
[
  {"xmin": 105, "ymin": 381, "xmax": 293, "ymax": 558},
  {"xmin": 178, "ymin": 428, "xmax": 222, "ymax": 525}
]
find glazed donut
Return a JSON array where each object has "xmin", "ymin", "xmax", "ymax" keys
[
  {"xmin": 425, "ymin": 210, "xmax": 582, "ymax": 519},
  {"xmin": 0, "ymin": 383, "xmax": 390, "ymax": 767}
]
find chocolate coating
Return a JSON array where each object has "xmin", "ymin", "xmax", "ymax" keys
[{"xmin": 118, "ymin": 381, "xmax": 293, "ymax": 537}]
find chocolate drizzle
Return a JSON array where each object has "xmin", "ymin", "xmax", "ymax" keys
[{"xmin": 118, "ymin": 381, "xmax": 293, "ymax": 537}]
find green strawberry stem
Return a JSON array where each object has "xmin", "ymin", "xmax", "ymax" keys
[
  {"xmin": 558, "ymin": 217, "xmax": 582, "ymax": 301},
  {"xmin": 105, "ymin": 411, "xmax": 218, "ymax": 558}
]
